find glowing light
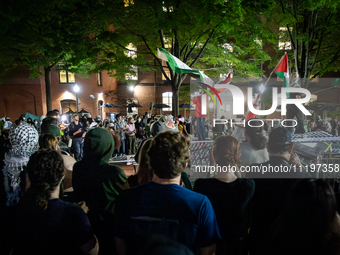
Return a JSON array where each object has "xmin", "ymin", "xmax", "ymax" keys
[
  {"xmin": 74, "ymin": 84, "xmax": 80, "ymax": 93},
  {"xmin": 129, "ymin": 85, "xmax": 135, "ymax": 92},
  {"xmin": 61, "ymin": 115, "xmax": 67, "ymax": 121},
  {"xmin": 98, "ymin": 92, "xmax": 103, "ymax": 101}
]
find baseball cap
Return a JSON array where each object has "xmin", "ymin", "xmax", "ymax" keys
[
  {"xmin": 268, "ymin": 127, "xmax": 292, "ymax": 145},
  {"xmin": 45, "ymin": 124, "xmax": 61, "ymax": 137}
]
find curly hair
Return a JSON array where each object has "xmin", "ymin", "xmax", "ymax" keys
[
  {"xmin": 213, "ymin": 135, "xmax": 241, "ymax": 166},
  {"xmin": 245, "ymin": 118, "xmax": 266, "ymax": 150},
  {"xmin": 23, "ymin": 149, "xmax": 65, "ymax": 215},
  {"xmin": 148, "ymin": 131, "xmax": 190, "ymax": 179}
]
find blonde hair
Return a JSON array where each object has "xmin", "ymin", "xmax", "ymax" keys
[{"xmin": 39, "ymin": 134, "xmax": 61, "ymax": 154}]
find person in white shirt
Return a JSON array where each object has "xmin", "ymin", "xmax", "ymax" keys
[{"xmin": 240, "ymin": 119, "xmax": 269, "ymax": 168}]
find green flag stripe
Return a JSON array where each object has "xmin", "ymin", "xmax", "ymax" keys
[{"xmin": 200, "ymin": 88, "xmax": 217, "ymax": 105}]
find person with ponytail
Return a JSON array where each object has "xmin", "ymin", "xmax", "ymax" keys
[
  {"xmin": 240, "ymin": 118, "xmax": 269, "ymax": 167},
  {"xmin": 12, "ymin": 149, "xmax": 98, "ymax": 255},
  {"xmin": 194, "ymin": 135, "xmax": 255, "ymax": 255}
]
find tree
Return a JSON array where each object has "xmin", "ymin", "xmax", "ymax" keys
[
  {"xmin": 107, "ymin": 0, "xmax": 271, "ymax": 116},
  {"xmin": 0, "ymin": 0, "xmax": 133, "ymax": 111},
  {"xmin": 263, "ymin": 0, "xmax": 340, "ymax": 88}
]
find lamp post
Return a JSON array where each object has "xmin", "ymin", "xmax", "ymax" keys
[{"xmin": 74, "ymin": 84, "xmax": 80, "ymax": 112}]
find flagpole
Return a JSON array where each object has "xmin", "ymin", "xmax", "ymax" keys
[{"xmin": 263, "ymin": 52, "xmax": 287, "ymax": 87}]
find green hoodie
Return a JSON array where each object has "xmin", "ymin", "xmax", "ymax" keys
[
  {"xmin": 73, "ymin": 127, "xmax": 128, "ymax": 216},
  {"xmin": 83, "ymin": 127, "xmax": 114, "ymax": 163}
]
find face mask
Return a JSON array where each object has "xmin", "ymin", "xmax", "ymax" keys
[{"xmin": 138, "ymin": 118, "xmax": 141, "ymax": 121}]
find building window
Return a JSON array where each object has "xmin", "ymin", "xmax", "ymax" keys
[
  {"xmin": 97, "ymin": 73, "xmax": 102, "ymax": 86},
  {"xmin": 162, "ymin": 68, "xmax": 171, "ymax": 81},
  {"xmin": 60, "ymin": 100, "xmax": 76, "ymax": 114},
  {"xmin": 162, "ymin": 92, "xmax": 172, "ymax": 111},
  {"xmin": 279, "ymin": 27, "xmax": 292, "ymax": 50},
  {"xmin": 125, "ymin": 66, "xmax": 138, "ymax": 81},
  {"xmin": 125, "ymin": 43, "xmax": 137, "ymax": 59},
  {"xmin": 59, "ymin": 70, "xmax": 75, "ymax": 84}
]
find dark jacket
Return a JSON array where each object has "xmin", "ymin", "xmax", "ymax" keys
[{"xmin": 249, "ymin": 156, "xmax": 302, "ymax": 255}]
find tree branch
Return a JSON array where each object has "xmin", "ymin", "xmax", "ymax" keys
[
  {"xmin": 189, "ymin": 28, "xmax": 215, "ymax": 67},
  {"xmin": 140, "ymin": 35, "xmax": 170, "ymax": 82}
]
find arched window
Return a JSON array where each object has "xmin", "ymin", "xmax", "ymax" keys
[
  {"xmin": 162, "ymin": 92, "xmax": 172, "ymax": 111},
  {"xmin": 60, "ymin": 99, "xmax": 76, "ymax": 114}
]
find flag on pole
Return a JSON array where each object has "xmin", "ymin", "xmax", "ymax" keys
[
  {"xmin": 244, "ymin": 93, "xmax": 261, "ymax": 122},
  {"xmin": 274, "ymin": 52, "xmax": 290, "ymax": 97},
  {"xmin": 157, "ymin": 48, "xmax": 215, "ymax": 87}
]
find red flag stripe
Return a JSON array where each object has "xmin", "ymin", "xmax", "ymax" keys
[{"xmin": 197, "ymin": 82, "xmax": 223, "ymax": 106}]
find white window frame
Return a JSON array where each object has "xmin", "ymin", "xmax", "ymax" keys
[{"xmin": 162, "ymin": 92, "xmax": 173, "ymax": 111}]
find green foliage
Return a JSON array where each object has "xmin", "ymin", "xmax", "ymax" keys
[
  {"xmin": 328, "ymin": 110, "xmax": 340, "ymax": 119},
  {"xmin": 262, "ymin": 0, "xmax": 340, "ymax": 88}
]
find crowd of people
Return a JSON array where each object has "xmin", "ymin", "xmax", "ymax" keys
[{"xmin": 1, "ymin": 109, "xmax": 340, "ymax": 255}]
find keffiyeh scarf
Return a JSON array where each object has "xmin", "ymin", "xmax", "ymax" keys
[{"xmin": 2, "ymin": 124, "xmax": 39, "ymax": 206}]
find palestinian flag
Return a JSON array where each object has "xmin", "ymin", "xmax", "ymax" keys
[
  {"xmin": 157, "ymin": 48, "xmax": 215, "ymax": 87},
  {"xmin": 274, "ymin": 53, "xmax": 290, "ymax": 97},
  {"xmin": 244, "ymin": 93, "xmax": 261, "ymax": 122}
]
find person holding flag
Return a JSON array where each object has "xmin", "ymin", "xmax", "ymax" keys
[
  {"xmin": 274, "ymin": 53, "xmax": 305, "ymax": 134},
  {"xmin": 191, "ymin": 89, "xmax": 208, "ymax": 141}
]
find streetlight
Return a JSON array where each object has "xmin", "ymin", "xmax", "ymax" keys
[{"xmin": 74, "ymin": 84, "xmax": 80, "ymax": 112}]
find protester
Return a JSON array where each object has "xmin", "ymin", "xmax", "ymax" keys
[
  {"xmin": 1, "ymin": 124, "xmax": 39, "ymax": 207},
  {"xmin": 12, "ymin": 149, "xmax": 99, "ymax": 255},
  {"xmin": 41, "ymin": 117, "xmax": 58, "ymax": 133},
  {"xmin": 194, "ymin": 135, "xmax": 255, "ymax": 255},
  {"xmin": 128, "ymin": 138, "xmax": 191, "ymax": 189},
  {"xmin": 125, "ymin": 117, "xmax": 136, "ymax": 155},
  {"xmin": 4, "ymin": 117, "xmax": 12, "ymax": 129},
  {"xmin": 68, "ymin": 114, "xmax": 86, "ymax": 161},
  {"xmin": 240, "ymin": 119, "xmax": 269, "ymax": 167},
  {"xmin": 39, "ymin": 133, "xmax": 75, "ymax": 191},
  {"xmin": 331, "ymin": 118, "xmax": 339, "ymax": 136},
  {"xmin": 178, "ymin": 115, "xmax": 189, "ymax": 137},
  {"xmin": 191, "ymin": 89, "xmax": 208, "ymax": 140},
  {"xmin": 308, "ymin": 119, "xmax": 316, "ymax": 132},
  {"xmin": 114, "ymin": 114, "xmax": 126, "ymax": 155},
  {"xmin": 114, "ymin": 131, "xmax": 220, "ymax": 255},
  {"xmin": 315, "ymin": 116, "xmax": 323, "ymax": 130},
  {"xmin": 135, "ymin": 116, "xmax": 145, "ymax": 139},
  {"xmin": 73, "ymin": 127, "xmax": 128, "ymax": 254},
  {"xmin": 0, "ymin": 124, "xmax": 39, "ymax": 253},
  {"xmin": 248, "ymin": 127, "xmax": 306, "ymax": 255},
  {"xmin": 127, "ymin": 139, "xmax": 153, "ymax": 187},
  {"xmin": 323, "ymin": 120, "xmax": 332, "ymax": 133},
  {"xmin": 286, "ymin": 92, "xmax": 305, "ymax": 134},
  {"xmin": 270, "ymin": 179, "xmax": 340, "ymax": 255}
]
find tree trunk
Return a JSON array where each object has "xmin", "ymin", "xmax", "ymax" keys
[
  {"xmin": 45, "ymin": 66, "xmax": 52, "ymax": 112},
  {"xmin": 172, "ymin": 84, "xmax": 179, "ymax": 117}
]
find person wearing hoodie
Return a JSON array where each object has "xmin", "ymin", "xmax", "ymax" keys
[{"xmin": 72, "ymin": 127, "xmax": 128, "ymax": 254}]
